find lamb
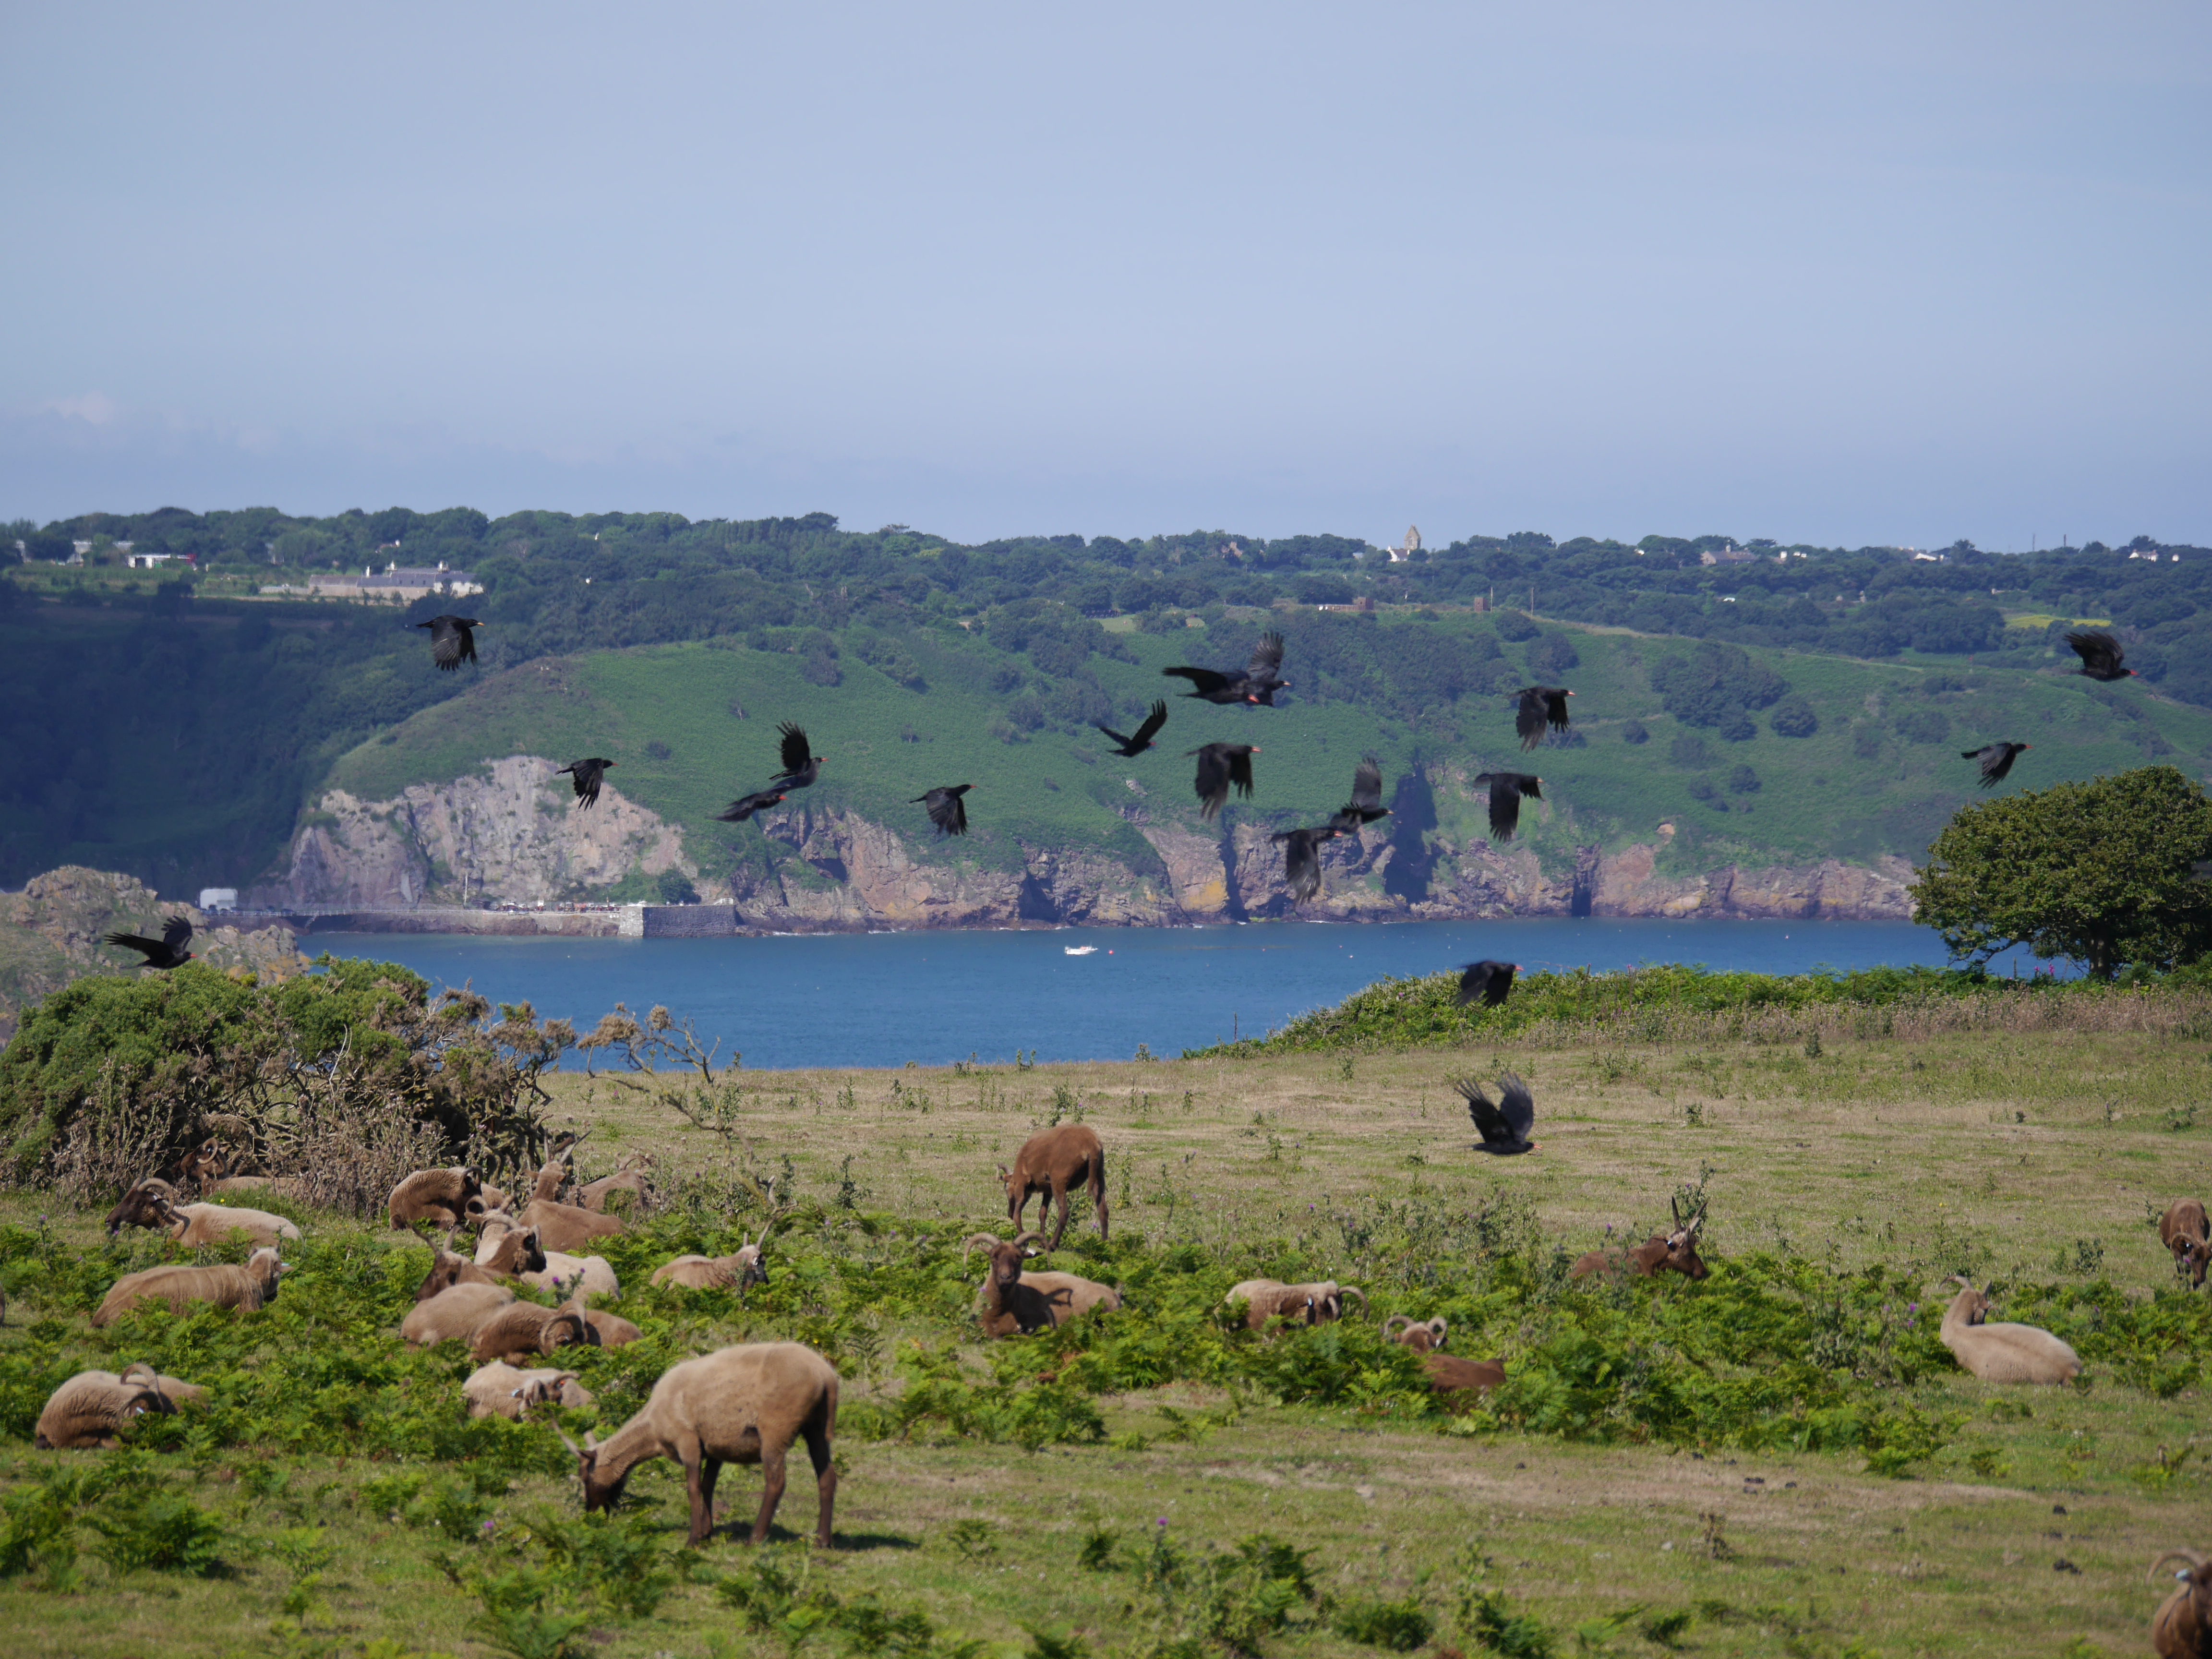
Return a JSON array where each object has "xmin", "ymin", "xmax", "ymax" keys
[
  {"xmin": 464, "ymin": 1361, "xmax": 595, "ymax": 1420},
  {"xmin": 1421, "ymin": 1354, "xmax": 1506, "ymax": 1398},
  {"xmin": 1569, "ymin": 1197, "xmax": 1710, "ymax": 1282},
  {"xmin": 34, "ymin": 1367, "xmax": 175, "ymax": 1448},
  {"xmin": 2150, "ymin": 1548, "xmax": 2212, "ymax": 1659},
  {"xmin": 963, "ymin": 1232, "xmax": 1120, "ymax": 1336},
  {"xmin": 1222, "ymin": 1279, "xmax": 1367, "ymax": 1332},
  {"xmin": 469, "ymin": 1291, "xmax": 592, "ymax": 1365},
  {"xmin": 1384, "ymin": 1315, "xmax": 1449, "ymax": 1353},
  {"xmin": 577, "ymin": 1155, "xmax": 655, "ymax": 1214},
  {"xmin": 557, "ymin": 1341, "xmax": 839, "ymax": 1547},
  {"xmin": 389, "ymin": 1166, "xmax": 483, "ymax": 1230},
  {"xmin": 402, "ymin": 1281, "xmax": 515, "ymax": 1346},
  {"xmin": 92, "ymin": 1248, "xmax": 287, "ymax": 1326},
  {"xmin": 1937, "ymin": 1278, "xmax": 2082, "ymax": 1384},
  {"xmin": 519, "ymin": 1196, "xmax": 626, "ymax": 1254},
  {"xmin": 2161, "ymin": 1201, "xmax": 2211, "ymax": 1289},
  {"xmin": 999, "ymin": 1124, "xmax": 1107, "ymax": 1249}
]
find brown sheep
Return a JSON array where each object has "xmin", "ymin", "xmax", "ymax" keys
[
  {"xmin": 652, "ymin": 1250, "xmax": 766, "ymax": 1293},
  {"xmin": 104, "ymin": 1177, "xmax": 182, "ymax": 1236},
  {"xmin": 577, "ymin": 1155, "xmax": 655, "ymax": 1214},
  {"xmin": 414, "ymin": 1247, "xmax": 504, "ymax": 1302},
  {"xmin": 519, "ymin": 1197, "xmax": 626, "ymax": 1254},
  {"xmin": 402, "ymin": 1281, "xmax": 515, "ymax": 1346},
  {"xmin": 999, "ymin": 1124, "xmax": 1107, "ymax": 1249},
  {"xmin": 389, "ymin": 1166, "xmax": 482, "ymax": 1230},
  {"xmin": 519, "ymin": 1367, "xmax": 597, "ymax": 1412},
  {"xmin": 35, "ymin": 1368, "xmax": 175, "ymax": 1448},
  {"xmin": 2162, "ymin": 1201, "xmax": 2211, "ymax": 1289},
  {"xmin": 964, "ymin": 1232, "xmax": 1119, "ymax": 1336},
  {"xmin": 1569, "ymin": 1197, "xmax": 1710, "ymax": 1283},
  {"xmin": 469, "ymin": 1293, "xmax": 592, "ymax": 1365},
  {"xmin": 92, "ymin": 1248, "xmax": 287, "ymax": 1327},
  {"xmin": 164, "ymin": 1202, "xmax": 301, "ymax": 1249},
  {"xmin": 464, "ymin": 1361, "xmax": 594, "ymax": 1420},
  {"xmin": 585, "ymin": 1308, "xmax": 644, "ymax": 1347},
  {"xmin": 557, "ymin": 1342, "xmax": 838, "ymax": 1547},
  {"xmin": 1421, "ymin": 1354, "xmax": 1506, "ymax": 1398},
  {"xmin": 469, "ymin": 1222, "xmax": 551, "ymax": 1278},
  {"xmin": 2151, "ymin": 1548, "xmax": 2212, "ymax": 1659},
  {"xmin": 1223, "ymin": 1279, "xmax": 1367, "ymax": 1332},
  {"xmin": 1384, "ymin": 1315, "xmax": 1449, "ymax": 1353}
]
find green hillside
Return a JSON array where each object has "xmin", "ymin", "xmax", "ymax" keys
[{"xmin": 322, "ymin": 606, "xmax": 2212, "ymax": 894}]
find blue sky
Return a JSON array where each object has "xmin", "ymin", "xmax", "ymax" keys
[{"xmin": 2, "ymin": 2, "xmax": 2205, "ymax": 548}]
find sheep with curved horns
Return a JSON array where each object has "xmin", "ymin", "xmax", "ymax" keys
[
  {"xmin": 1568, "ymin": 1196, "xmax": 1710, "ymax": 1282},
  {"xmin": 402, "ymin": 1281, "xmax": 515, "ymax": 1346},
  {"xmin": 35, "ymin": 1367, "xmax": 176, "ymax": 1448},
  {"xmin": 1384, "ymin": 1315, "xmax": 1448, "ymax": 1353},
  {"xmin": 2162, "ymin": 1201, "xmax": 2211, "ymax": 1290},
  {"xmin": 577, "ymin": 1154, "xmax": 656, "ymax": 1214},
  {"xmin": 106, "ymin": 1178, "xmax": 301, "ymax": 1250},
  {"xmin": 1223, "ymin": 1278, "xmax": 1367, "ymax": 1333},
  {"xmin": 964, "ymin": 1232, "xmax": 1120, "ymax": 1337},
  {"xmin": 389, "ymin": 1166, "xmax": 483, "ymax": 1230},
  {"xmin": 469, "ymin": 1288, "xmax": 593, "ymax": 1366},
  {"xmin": 650, "ymin": 1207, "xmax": 785, "ymax": 1296},
  {"xmin": 1936, "ymin": 1277, "xmax": 2081, "ymax": 1384},
  {"xmin": 92, "ymin": 1248, "xmax": 287, "ymax": 1326},
  {"xmin": 999, "ymin": 1124, "xmax": 1108, "ymax": 1249},
  {"xmin": 119, "ymin": 1362, "xmax": 208, "ymax": 1411},
  {"xmin": 2150, "ymin": 1548, "xmax": 2212, "ymax": 1659},
  {"xmin": 556, "ymin": 1342, "xmax": 839, "ymax": 1547},
  {"xmin": 464, "ymin": 1361, "xmax": 595, "ymax": 1420}
]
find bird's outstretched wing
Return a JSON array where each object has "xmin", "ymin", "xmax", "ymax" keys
[
  {"xmin": 1543, "ymin": 688, "xmax": 1573, "ymax": 733},
  {"xmin": 1514, "ymin": 689, "xmax": 1548, "ymax": 751},
  {"xmin": 1191, "ymin": 745, "xmax": 1229, "ymax": 817},
  {"xmin": 1495, "ymin": 1072, "xmax": 1535, "ymax": 1140},
  {"xmin": 1475, "ymin": 773, "xmax": 1536, "ymax": 841},
  {"xmin": 1130, "ymin": 700, "xmax": 1169, "ymax": 748},
  {"xmin": 1164, "ymin": 665, "xmax": 1233, "ymax": 697},
  {"xmin": 160, "ymin": 915, "xmax": 192, "ymax": 954},
  {"xmin": 429, "ymin": 619, "xmax": 470, "ymax": 669},
  {"xmin": 1248, "ymin": 632, "xmax": 1286, "ymax": 681},
  {"xmin": 1456, "ymin": 960, "xmax": 1516, "ymax": 1007},
  {"xmin": 104, "ymin": 930, "xmax": 165, "ymax": 960},
  {"xmin": 1347, "ymin": 757, "xmax": 1385, "ymax": 816},
  {"xmin": 775, "ymin": 723, "xmax": 812, "ymax": 779},
  {"xmin": 916, "ymin": 787, "xmax": 969, "ymax": 836},
  {"xmin": 1454, "ymin": 1077, "xmax": 1510, "ymax": 1145},
  {"xmin": 2066, "ymin": 631, "xmax": 2128, "ymax": 677},
  {"xmin": 1225, "ymin": 747, "xmax": 1257, "ymax": 801},
  {"xmin": 1274, "ymin": 827, "xmax": 1331, "ymax": 902},
  {"xmin": 716, "ymin": 788, "xmax": 785, "ymax": 822},
  {"xmin": 559, "ymin": 759, "xmax": 609, "ymax": 807}
]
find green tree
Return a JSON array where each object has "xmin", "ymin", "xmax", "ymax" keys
[{"xmin": 1910, "ymin": 766, "xmax": 2212, "ymax": 978}]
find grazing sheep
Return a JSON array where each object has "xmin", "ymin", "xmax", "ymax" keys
[
  {"xmin": 584, "ymin": 1309, "xmax": 643, "ymax": 1347},
  {"xmin": 34, "ymin": 1368, "xmax": 175, "ymax": 1448},
  {"xmin": 104, "ymin": 1177, "xmax": 182, "ymax": 1236},
  {"xmin": 92, "ymin": 1248, "xmax": 287, "ymax": 1326},
  {"xmin": 164, "ymin": 1202, "xmax": 301, "ymax": 1249},
  {"xmin": 963, "ymin": 1232, "xmax": 1118, "ymax": 1337},
  {"xmin": 1937, "ymin": 1279, "xmax": 2082, "ymax": 1384},
  {"xmin": 577, "ymin": 1155, "xmax": 655, "ymax": 1213},
  {"xmin": 2150, "ymin": 1548, "xmax": 2212, "ymax": 1659},
  {"xmin": 402, "ymin": 1281, "xmax": 515, "ymax": 1346},
  {"xmin": 557, "ymin": 1342, "xmax": 838, "ymax": 1547},
  {"xmin": 120, "ymin": 1362, "xmax": 208, "ymax": 1410},
  {"xmin": 469, "ymin": 1293, "xmax": 592, "ymax": 1365},
  {"xmin": 1421, "ymin": 1354, "xmax": 1506, "ymax": 1398},
  {"xmin": 1569, "ymin": 1197, "xmax": 1710, "ymax": 1283},
  {"xmin": 1384, "ymin": 1315, "xmax": 1449, "ymax": 1353},
  {"xmin": 999, "ymin": 1124, "xmax": 1107, "ymax": 1249},
  {"xmin": 389, "ymin": 1167, "xmax": 482, "ymax": 1230},
  {"xmin": 1222, "ymin": 1279, "xmax": 1367, "ymax": 1332},
  {"xmin": 519, "ymin": 1197, "xmax": 626, "ymax": 1254},
  {"xmin": 519, "ymin": 1251, "xmax": 620, "ymax": 1302},
  {"xmin": 2162, "ymin": 1201, "xmax": 2211, "ymax": 1289}
]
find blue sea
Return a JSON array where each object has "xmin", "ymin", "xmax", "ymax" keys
[{"xmin": 312, "ymin": 918, "xmax": 2044, "ymax": 1072}]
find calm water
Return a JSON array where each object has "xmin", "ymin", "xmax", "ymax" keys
[{"xmin": 312, "ymin": 918, "xmax": 2030, "ymax": 1072}]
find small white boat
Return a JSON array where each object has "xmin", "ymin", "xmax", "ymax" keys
[{"xmin": 1064, "ymin": 945, "xmax": 1097, "ymax": 956}]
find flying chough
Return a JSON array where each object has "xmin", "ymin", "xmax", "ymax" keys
[
  {"xmin": 1327, "ymin": 756, "xmax": 1391, "ymax": 833},
  {"xmin": 555, "ymin": 757, "xmax": 616, "ymax": 808},
  {"xmin": 1514, "ymin": 685, "xmax": 1574, "ymax": 750},
  {"xmin": 914, "ymin": 783, "xmax": 973, "ymax": 837},
  {"xmin": 771, "ymin": 722, "xmax": 826, "ymax": 789},
  {"xmin": 414, "ymin": 614, "xmax": 483, "ymax": 671},
  {"xmin": 1096, "ymin": 700, "xmax": 1169, "ymax": 757},
  {"xmin": 1164, "ymin": 632, "xmax": 1288, "ymax": 706},
  {"xmin": 1190, "ymin": 743, "xmax": 1260, "ymax": 820},
  {"xmin": 106, "ymin": 915, "xmax": 194, "ymax": 970},
  {"xmin": 1272, "ymin": 824, "xmax": 1342, "ymax": 904},
  {"xmin": 1960, "ymin": 742, "xmax": 2029, "ymax": 788},
  {"xmin": 1456, "ymin": 960, "xmax": 1519, "ymax": 1008},
  {"xmin": 1472, "ymin": 771, "xmax": 1542, "ymax": 842},
  {"xmin": 1456, "ymin": 1072, "xmax": 1538, "ymax": 1155},
  {"xmin": 2066, "ymin": 631, "xmax": 2137, "ymax": 682}
]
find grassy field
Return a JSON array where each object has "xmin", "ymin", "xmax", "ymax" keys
[{"xmin": 4, "ymin": 998, "xmax": 2212, "ymax": 1657}]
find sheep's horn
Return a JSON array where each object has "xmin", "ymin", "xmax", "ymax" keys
[
  {"xmin": 2151, "ymin": 1549, "xmax": 2209, "ymax": 1579},
  {"xmin": 1340, "ymin": 1286, "xmax": 1368, "ymax": 1311},
  {"xmin": 1383, "ymin": 1315, "xmax": 1411, "ymax": 1335},
  {"xmin": 554, "ymin": 1427, "xmax": 583, "ymax": 1456},
  {"xmin": 1671, "ymin": 1194, "xmax": 1683, "ymax": 1226},
  {"xmin": 1012, "ymin": 1230, "xmax": 1048, "ymax": 1250},
  {"xmin": 961, "ymin": 1232, "xmax": 1004, "ymax": 1257}
]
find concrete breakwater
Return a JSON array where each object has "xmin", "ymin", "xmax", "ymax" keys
[{"xmin": 235, "ymin": 905, "xmax": 744, "ymax": 938}]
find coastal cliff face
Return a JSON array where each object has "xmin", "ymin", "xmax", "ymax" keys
[{"xmin": 248, "ymin": 757, "xmax": 1915, "ymax": 927}]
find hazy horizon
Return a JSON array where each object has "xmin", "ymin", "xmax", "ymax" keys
[{"xmin": 5, "ymin": 3, "xmax": 2206, "ymax": 549}]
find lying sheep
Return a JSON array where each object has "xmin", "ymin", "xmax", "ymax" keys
[
  {"xmin": 2162, "ymin": 1201, "xmax": 2211, "ymax": 1290},
  {"xmin": 469, "ymin": 1292, "xmax": 592, "ymax": 1365},
  {"xmin": 165, "ymin": 1201, "xmax": 301, "ymax": 1249},
  {"xmin": 1937, "ymin": 1278, "xmax": 2081, "ymax": 1384},
  {"xmin": 120, "ymin": 1362, "xmax": 208, "ymax": 1410},
  {"xmin": 2150, "ymin": 1548, "xmax": 2212, "ymax": 1659},
  {"xmin": 1384, "ymin": 1315, "xmax": 1449, "ymax": 1353},
  {"xmin": 1421, "ymin": 1354, "xmax": 1506, "ymax": 1398},
  {"xmin": 1223, "ymin": 1279, "xmax": 1367, "ymax": 1333},
  {"xmin": 35, "ymin": 1367, "xmax": 175, "ymax": 1449},
  {"xmin": 469, "ymin": 1221, "xmax": 551, "ymax": 1279},
  {"xmin": 415, "ymin": 1246, "xmax": 504, "ymax": 1302},
  {"xmin": 519, "ymin": 1251, "xmax": 619, "ymax": 1302},
  {"xmin": 93, "ymin": 1248, "xmax": 287, "ymax": 1326},
  {"xmin": 964, "ymin": 1232, "xmax": 1121, "ymax": 1337},
  {"xmin": 577, "ymin": 1155, "xmax": 655, "ymax": 1214},
  {"xmin": 1570, "ymin": 1197, "xmax": 1710, "ymax": 1283},
  {"xmin": 557, "ymin": 1341, "xmax": 838, "ymax": 1547},
  {"xmin": 584, "ymin": 1309, "xmax": 643, "ymax": 1348},
  {"xmin": 403, "ymin": 1281, "xmax": 515, "ymax": 1346},
  {"xmin": 652, "ymin": 1250, "xmax": 766, "ymax": 1293},
  {"xmin": 389, "ymin": 1166, "xmax": 483, "ymax": 1230},
  {"xmin": 519, "ymin": 1196, "xmax": 625, "ymax": 1254},
  {"xmin": 464, "ymin": 1362, "xmax": 595, "ymax": 1420},
  {"xmin": 104, "ymin": 1177, "xmax": 181, "ymax": 1234}
]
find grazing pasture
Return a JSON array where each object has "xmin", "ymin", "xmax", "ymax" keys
[{"xmin": 2, "ymin": 987, "xmax": 2211, "ymax": 1656}]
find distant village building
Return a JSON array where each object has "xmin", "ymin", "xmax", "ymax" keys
[
  {"xmin": 125, "ymin": 551, "xmax": 179, "ymax": 570},
  {"xmin": 306, "ymin": 561, "xmax": 484, "ymax": 602},
  {"xmin": 1699, "ymin": 544, "xmax": 1755, "ymax": 565},
  {"xmin": 1384, "ymin": 526, "xmax": 1421, "ymax": 563}
]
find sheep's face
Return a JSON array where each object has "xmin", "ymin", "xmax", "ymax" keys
[
  {"xmin": 415, "ymin": 1254, "xmax": 471, "ymax": 1302},
  {"xmin": 1658, "ymin": 1228, "xmax": 1709, "ymax": 1280},
  {"xmin": 506, "ymin": 1229, "xmax": 548, "ymax": 1274},
  {"xmin": 732, "ymin": 1245, "xmax": 767, "ymax": 1289},
  {"xmin": 574, "ymin": 1440, "xmax": 629, "ymax": 1513},
  {"xmin": 105, "ymin": 1179, "xmax": 177, "ymax": 1236},
  {"xmin": 2173, "ymin": 1237, "xmax": 2211, "ymax": 1288},
  {"xmin": 986, "ymin": 1245, "xmax": 1026, "ymax": 1293}
]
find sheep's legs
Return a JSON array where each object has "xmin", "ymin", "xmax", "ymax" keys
[
  {"xmin": 751, "ymin": 1446, "xmax": 788, "ymax": 1545},
  {"xmin": 804, "ymin": 1423, "xmax": 837, "ymax": 1548},
  {"xmin": 1046, "ymin": 1179, "xmax": 1069, "ymax": 1249},
  {"xmin": 696, "ymin": 1457, "xmax": 723, "ymax": 1544},
  {"xmin": 1091, "ymin": 1158, "xmax": 1109, "ymax": 1242}
]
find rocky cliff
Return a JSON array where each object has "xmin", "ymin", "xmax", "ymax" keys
[{"xmin": 245, "ymin": 755, "xmax": 1914, "ymax": 930}]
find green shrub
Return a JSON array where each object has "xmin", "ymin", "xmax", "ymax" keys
[
  {"xmin": 1335, "ymin": 1596, "xmax": 1435, "ymax": 1650},
  {"xmin": 86, "ymin": 1487, "xmax": 227, "ymax": 1575}
]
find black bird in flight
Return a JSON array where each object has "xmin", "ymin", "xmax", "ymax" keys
[
  {"xmin": 772, "ymin": 722, "xmax": 826, "ymax": 790},
  {"xmin": 1456, "ymin": 1072, "xmax": 1538, "ymax": 1155},
  {"xmin": 715, "ymin": 785, "xmax": 788, "ymax": 823},
  {"xmin": 1164, "ymin": 632, "xmax": 1288, "ymax": 706},
  {"xmin": 2066, "ymin": 631, "xmax": 2137, "ymax": 682},
  {"xmin": 106, "ymin": 915, "xmax": 193, "ymax": 970},
  {"xmin": 556, "ymin": 757, "xmax": 616, "ymax": 809},
  {"xmin": 914, "ymin": 783, "xmax": 973, "ymax": 837},
  {"xmin": 1190, "ymin": 743, "xmax": 1260, "ymax": 820},
  {"xmin": 1960, "ymin": 742, "xmax": 2029, "ymax": 788},
  {"xmin": 414, "ymin": 614, "xmax": 483, "ymax": 671},
  {"xmin": 1096, "ymin": 699, "xmax": 1169, "ymax": 757},
  {"xmin": 1456, "ymin": 960, "xmax": 1519, "ymax": 1008},
  {"xmin": 1473, "ymin": 771, "xmax": 1542, "ymax": 842},
  {"xmin": 1272, "ymin": 825, "xmax": 1342, "ymax": 904},
  {"xmin": 1328, "ymin": 756, "xmax": 1391, "ymax": 833},
  {"xmin": 1514, "ymin": 685, "xmax": 1574, "ymax": 750}
]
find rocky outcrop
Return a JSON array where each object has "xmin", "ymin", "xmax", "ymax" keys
[{"xmin": 248, "ymin": 757, "xmax": 694, "ymax": 909}]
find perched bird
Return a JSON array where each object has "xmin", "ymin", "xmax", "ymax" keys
[
  {"xmin": 1960, "ymin": 742, "xmax": 2029, "ymax": 789},
  {"xmin": 1272, "ymin": 825, "xmax": 1342, "ymax": 904},
  {"xmin": 1190, "ymin": 743, "xmax": 1260, "ymax": 820},
  {"xmin": 106, "ymin": 915, "xmax": 193, "ymax": 971},
  {"xmin": 1096, "ymin": 700, "xmax": 1169, "ymax": 757},
  {"xmin": 555, "ymin": 758, "xmax": 616, "ymax": 809},
  {"xmin": 771, "ymin": 722, "xmax": 826, "ymax": 790},
  {"xmin": 414, "ymin": 614, "xmax": 483, "ymax": 671},
  {"xmin": 1472, "ymin": 771, "xmax": 1542, "ymax": 842},
  {"xmin": 1514, "ymin": 685, "xmax": 1574, "ymax": 750},
  {"xmin": 715, "ymin": 786, "xmax": 787, "ymax": 823},
  {"xmin": 1164, "ymin": 632, "xmax": 1289, "ymax": 706},
  {"xmin": 914, "ymin": 784, "xmax": 973, "ymax": 837},
  {"xmin": 1327, "ymin": 756, "xmax": 1391, "ymax": 833},
  {"xmin": 1456, "ymin": 960, "xmax": 1519, "ymax": 1008},
  {"xmin": 2066, "ymin": 630, "xmax": 2136, "ymax": 681},
  {"xmin": 1455, "ymin": 1073, "xmax": 1538, "ymax": 1155}
]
